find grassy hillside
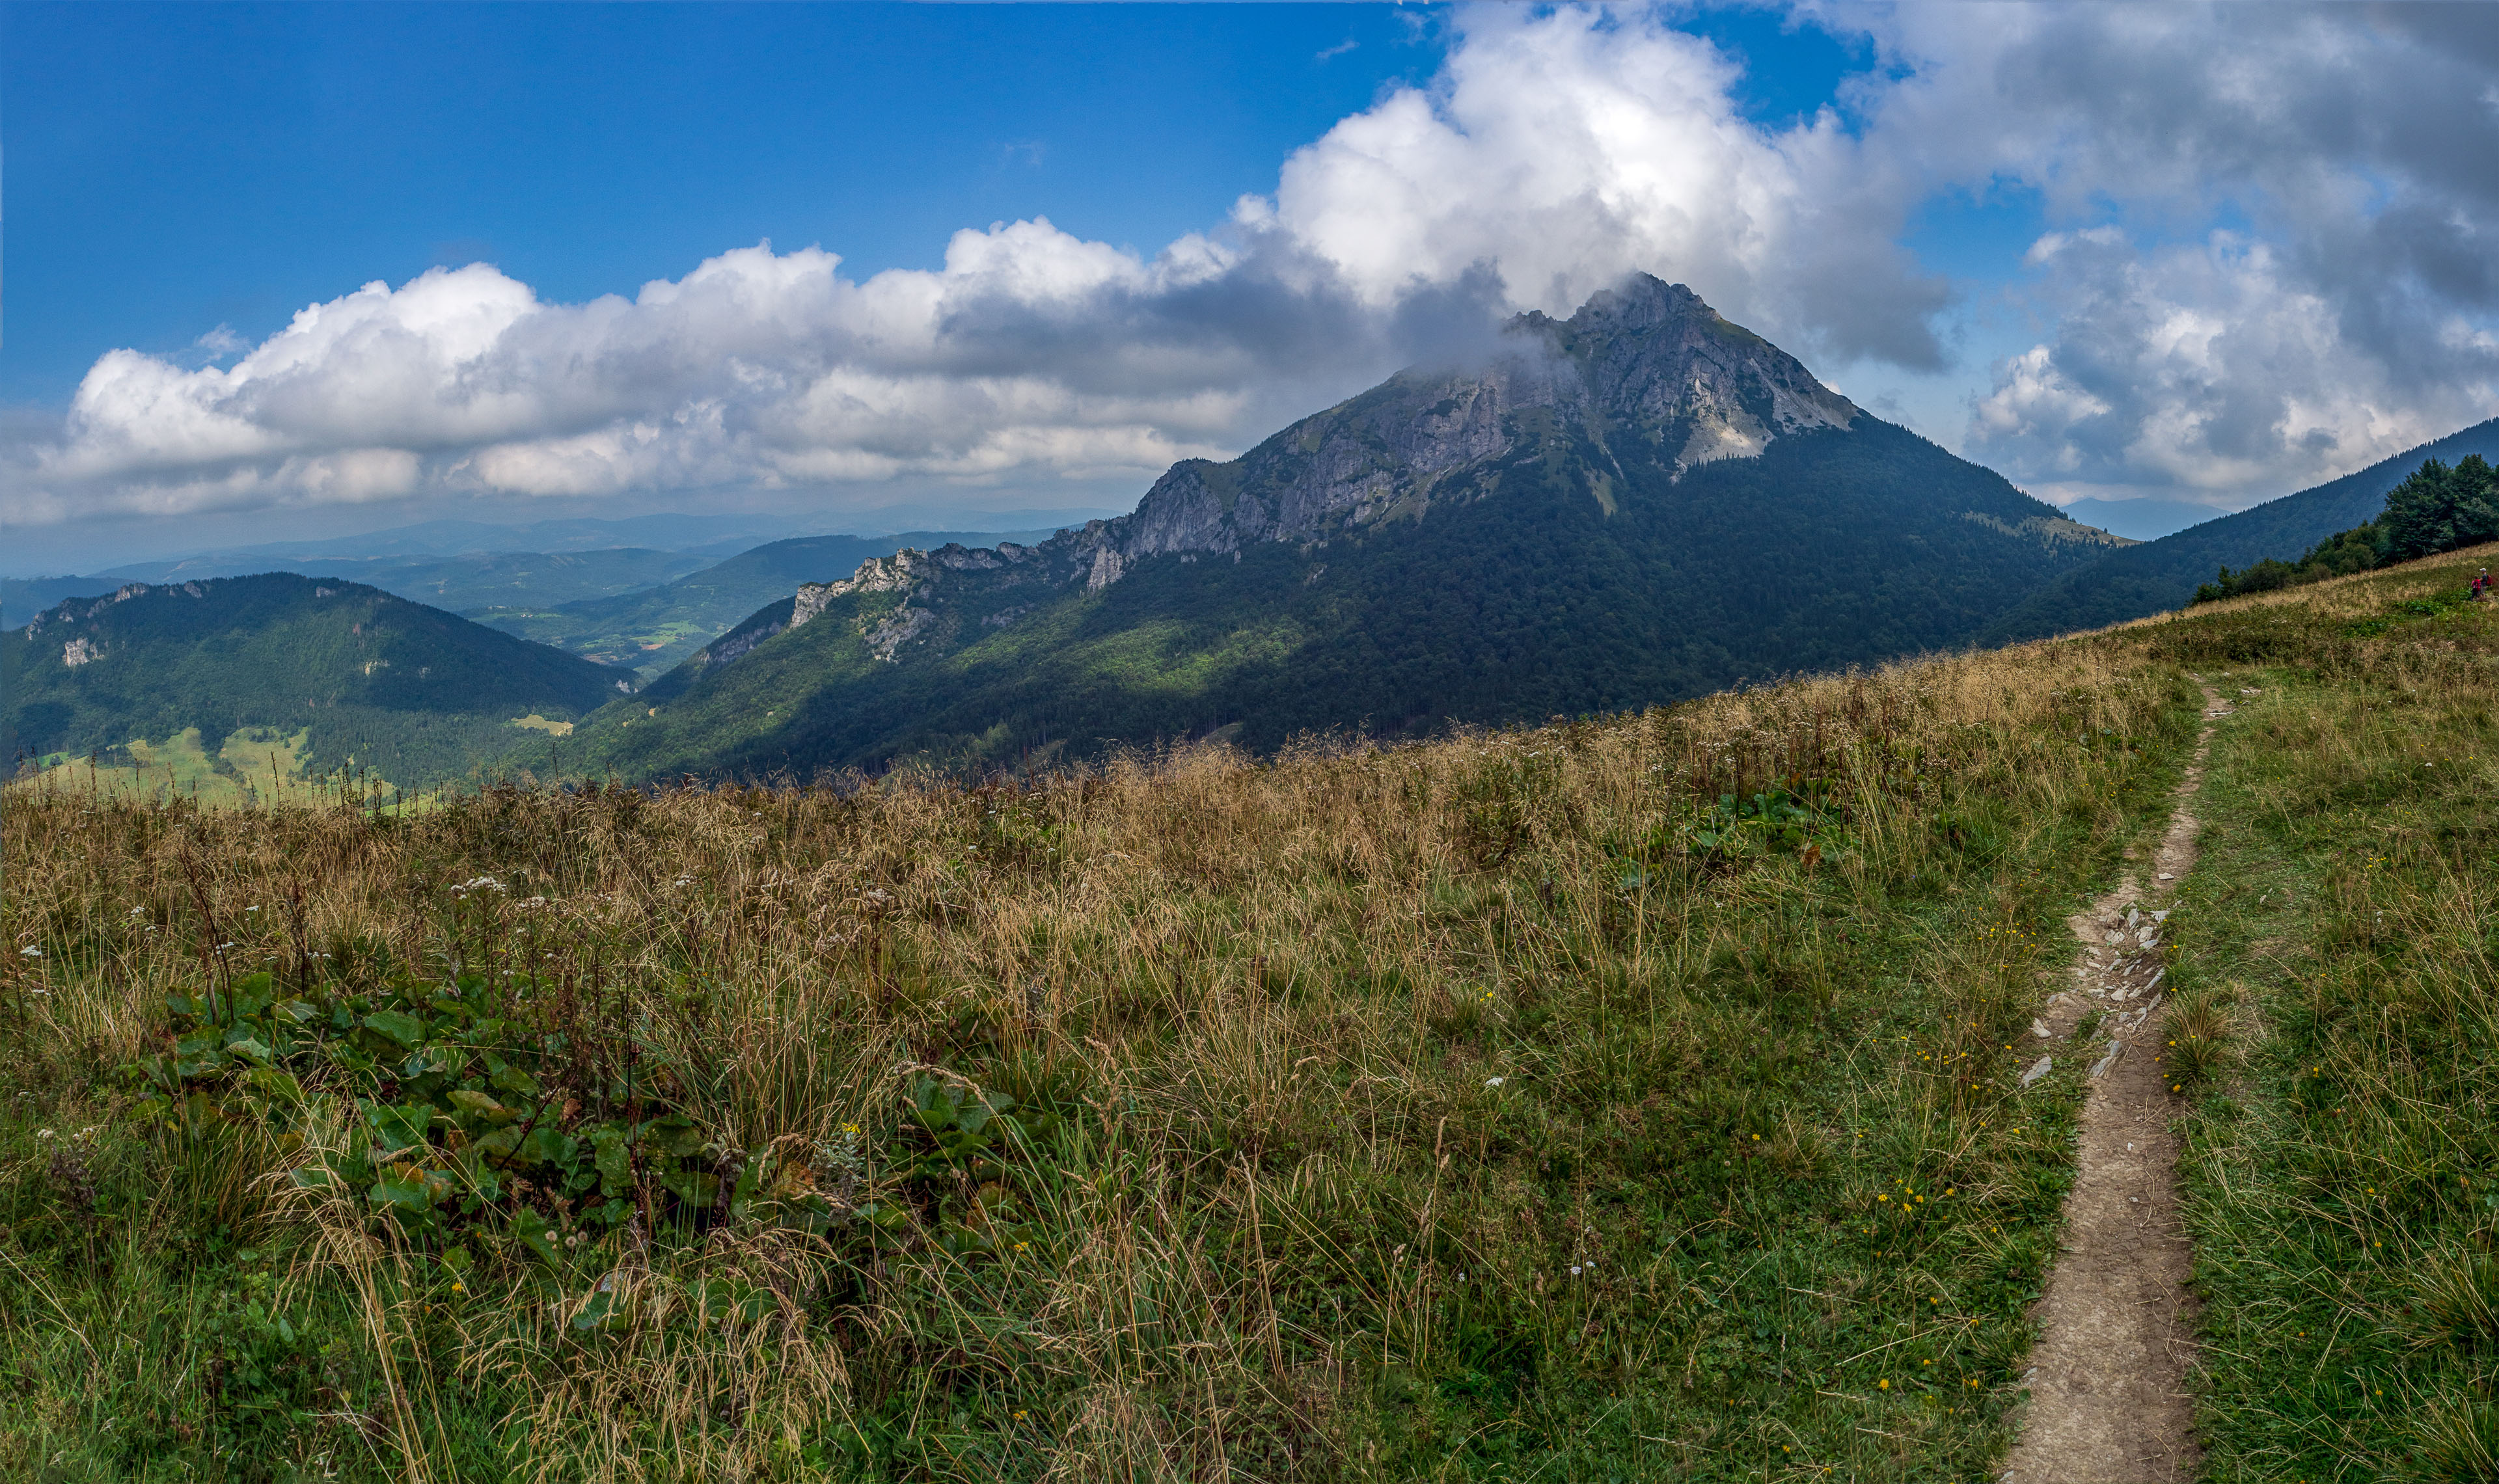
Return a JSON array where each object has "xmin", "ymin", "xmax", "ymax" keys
[
  {"xmin": 1985, "ymin": 416, "xmax": 2499, "ymax": 641},
  {"xmin": 476, "ymin": 529, "xmax": 1061, "ymax": 681},
  {"xmin": 3, "ymin": 573, "xmax": 626, "ymax": 792},
  {"xmin": 568, "ymin": 420, "xmax": 2127, "ymax": 781},
  {"xmin": 5, "ymin": 545, "xmax": 2490, "ymax": 1481}
]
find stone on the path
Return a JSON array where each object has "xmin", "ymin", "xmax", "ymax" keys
[
  {"xmin": 2022, "ymin": 1056, "xmax": 2054, "ymax": 1088},
  {"xmin": 2032, "ymin": 1018, "xmax": 2053, "ymax": 1038}
]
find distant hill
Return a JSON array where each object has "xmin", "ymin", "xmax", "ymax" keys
[
  {"xmin": 1984, "ymin": 416, "xmax": 2499, "ymax": 642},
  {"xmin": 556, "ymin": 275, "xmax": 2133, "ymax": 781},
  {"xmin": 474, "ymin": 529, "xmax": 1063, "ymax": 681},
  {"xmin": 2054, "ymin": 496, "xmax": 2229, "ymax": 543},
  {"xmin": 3, "ymin": 548, "xmax": 723, "ymax": 627},
  {"xmin": 3, "ymin": 573, "xmax": 625, "ymax": 789}
]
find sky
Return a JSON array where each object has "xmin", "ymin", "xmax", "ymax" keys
[{"xmin": 7, "ymin": 1, "xmax": 2499, "ymax": 574}]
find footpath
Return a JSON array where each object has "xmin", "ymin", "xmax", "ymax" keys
[{"xmin": 2003, "ymin": 679, "xmax": 2229, "ymax": 1482}]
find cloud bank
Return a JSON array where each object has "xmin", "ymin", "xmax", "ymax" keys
[
  {"xmin": 12, "ymin": 3, "xmax": 2499, "ymax": 532},
  {"xmin": 1869, "ymin": 2, "xmax": 2499, "ymax": 504}
]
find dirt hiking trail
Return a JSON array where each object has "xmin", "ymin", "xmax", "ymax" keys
[{"xmin": 2002, "ymin": 678, "xmax": 2231, "ymax": 1482}]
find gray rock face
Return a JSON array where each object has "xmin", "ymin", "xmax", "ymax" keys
[
  {"xmin": 1020, "ymin": 274, "xmax": 1860, "ymax": 591},
  {"xmin": 793, "ymin": 550, "xmax": 931, "ymax": 630}
]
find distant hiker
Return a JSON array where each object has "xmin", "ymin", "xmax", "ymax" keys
[{"xmin": 2477, "ymin": 569, "xmax": 2490, "ymax": 600}]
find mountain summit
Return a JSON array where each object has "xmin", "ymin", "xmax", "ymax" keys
[
  {"xmin": 565, "ymin": 277, "xmax": 2127, "ymax": 778},
  {"xmin": 970, "ymin": 275, "xmax": 1866, "ymax": 595}
]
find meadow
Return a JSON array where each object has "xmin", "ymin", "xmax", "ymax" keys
[{"xmin": 2, "ymin": 545, "xmax": 2491, "ymax": 1483}]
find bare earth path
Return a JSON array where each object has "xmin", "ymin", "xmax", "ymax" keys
[{"xmin": 2002, "ymin": 679, "xmax": 2230, "ymax": 1483}]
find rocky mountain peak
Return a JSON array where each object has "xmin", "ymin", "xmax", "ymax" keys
[
  {"xmin": 795, "ymin": 278, "xmax": 1866, "ymax": 638},
  {"xmin": 1522, "ymin": 273, "xmax": 1859, "ymax": 468}
]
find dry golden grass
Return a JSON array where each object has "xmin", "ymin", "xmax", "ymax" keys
[
  {"xmin": 3, "ymin": 622, "xmax": 2204, "ymax": 1481},
  {"xmin": 116, "ymin": 552, "xmax": 2499, "ymax": 1478}
]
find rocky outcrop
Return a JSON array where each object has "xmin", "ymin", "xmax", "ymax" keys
[{"xmin": 23, "ymin": 579, "xmax": 208, "ymax": 640}]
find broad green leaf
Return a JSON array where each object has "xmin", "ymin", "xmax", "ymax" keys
[
  {"xmin": 571, "ymin": 1286, "xmax": 620, "ymax": 1331},
  {"xmin": 592, "ymin": 1129, "xmax": 631, "ymax": 1192},
  {"xmin": 362, "ymin": 1010, "xmax": 426, "ymax": 1049},
  {"xmin": 370, "ymin": 1171, "xmax": 434, "ymax": 1211},
  {"xmin": 447, "ymin": 1089, "xmax": 515, "ymax": 1122},
  {"xmin": 366, "ymin": 1101, "xmax": 435, "ymax": 1152},
  {"xmin": 659, "ymin": 1168, "xmax": 720, "ymax": 1208},
  {"xmin": 647, "ymin": 1114, "xmax": 707, "ymax": 1158},
  {"xmin": 519, "ymin": 1126, "xmax": 576, "ymax": 1167},
  {"xmin": 488, "ymin": 1062, "xmax": 541, "ymax": 1098}
]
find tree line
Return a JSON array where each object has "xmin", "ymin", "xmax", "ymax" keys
[{"xmin": 2194, "ymin": 453, "xmax": 2498, "ymax": 603}]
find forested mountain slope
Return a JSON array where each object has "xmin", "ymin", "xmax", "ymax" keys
[
  {"xmin": 564, "ymin": 275, "xmax": 2129, "ymax": 780},
  {"xmin": 1982, "ymin": 416, "xmax": 2499, "ymax": 642},
  {"xmin": 4, "ymin": 573, "xmax": 625, "ymax": 787}
]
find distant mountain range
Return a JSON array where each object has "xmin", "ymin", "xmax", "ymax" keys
[
  {"xmin": 0, "ymin": 507, "xmax": 1124, "ymax": 626},
  {"xmin": 471, "ymin": 529, "xmax": 1066, "ymax": 681},
  {"xmin": 3, "ymin": 573, "xmax": 623, "ymax": 789},
  {"xmin": 556, "ymin": 276, "xmax": 2133, "ymax": 780},
  {"xmin": 1984, "ymin": 416, "xmax": 2499, "ymax": 643},
  {"xmin": 34, "ymin": 277, "xmax": 2490, "ymax": 794}
]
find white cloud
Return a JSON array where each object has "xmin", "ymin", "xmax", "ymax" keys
[
  {"xmin": 12, "ymin": 2, "xmax": 2499, "ymax": 531},
  {"xmin": 1963, "ymin": 228, "xmax": 2488, "ymax": 499},
  {"xmin": 7, "ymin": 5, "xmax": 1950, "ymax": 530},
  {"xmin": 1851, "ymin": 1, "xmax": 2499, "ymax": 502}
]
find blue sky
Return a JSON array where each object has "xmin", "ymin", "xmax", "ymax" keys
[
  {"xmin": 7, "ymin": 3, "xmax": 2496, "ymax": 574},
  {"xmin": 3, "ymin": 3, "xmax": 1448, "ymax": 399}
]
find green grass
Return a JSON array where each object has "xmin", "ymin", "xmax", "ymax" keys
[
  {"xmin": 3, "ymin": 634, "xmax": 2200, "ymax": 1481},
  {"xmin": 2153, "ymin": 570, "xmax": 2499, "ymax": 1481},
  {"xmin": 7, "ymin": 548, "xmax": 2492, "ymax": 1481}
]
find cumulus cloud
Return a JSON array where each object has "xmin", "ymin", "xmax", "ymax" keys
[
  {"xmin": 5, "ymin": 5, "xmax": 1938, "ymax": 528},
  {"xmin": 13, "ymin": 2, "xmax": 2499, "ymax": 531},
  {"xmin": 1853, "ymin": 1, "xmax": 2499, "ymax": 502}
]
